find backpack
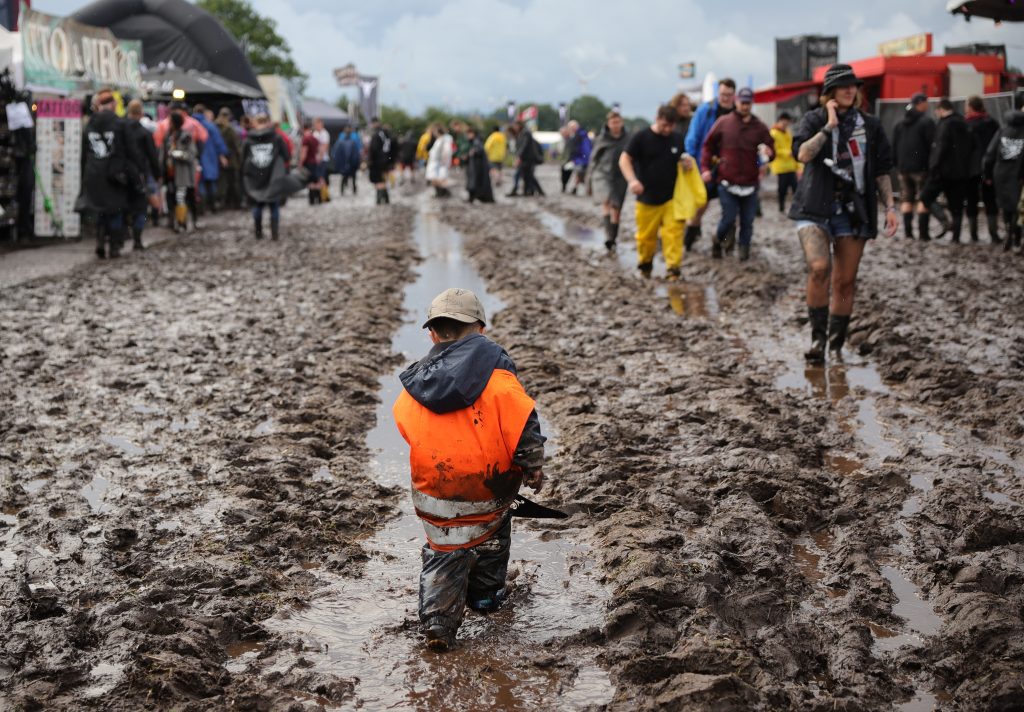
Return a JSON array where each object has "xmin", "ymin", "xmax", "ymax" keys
[{"xmin": 531, "ymin": 136, "xmax": 545, "ymax": 164}]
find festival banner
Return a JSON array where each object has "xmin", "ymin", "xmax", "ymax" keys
[{"xmin": 20, "ymin": 3, "xmax": 143, "ymax": 94}]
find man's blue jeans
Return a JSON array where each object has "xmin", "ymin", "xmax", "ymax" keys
[
  {"xmin": 717, "ymin": 188, "xmax": 758, "ymax": 247},
  {"xmin": 252, "ymin": 202, "xmax": 280, "ymax": 225}
]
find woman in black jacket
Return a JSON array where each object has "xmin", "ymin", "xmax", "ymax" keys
[{"xmin": 788, "ymin": 64, "xmax": 898, "ymax": 362}]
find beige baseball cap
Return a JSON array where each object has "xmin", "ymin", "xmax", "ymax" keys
[{"xmin": 423, "ymin": 288, "xmax": 486, "ymax": 328}]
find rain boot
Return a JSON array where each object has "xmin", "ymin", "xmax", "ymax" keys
[
  {"xmin": 950, "ymin": 210, "xmax": 962, "ymax": 243},
  {"xmin": 602, "ymin": 215, "xmax": 614, "ymax": 250},
  {"xmin": 917, "ymin": 213, "xmax": 931, "ymax": 242},
  {"xmin": 382, "ymin": 189, "xmax": 390, "ymax": 204},
  {"xmin": 132, "ymin": 226, "xmax": 144, "ymax": 251},
  {"xmin": 271, "ymin": 221, "xmax": 280, "ymax": 241},
  {"xmin": 684, "ymin": 224, "xmax": 700, "ymax": 250},
  {"xmin": 902, "ymin": 212, "xmax": 914, "ymax": 239},
  {"xmin": 724, "ymin": 222, "xmax": 737, "ymax": 254},
  {"xmin": 987, "ymin": 212, "xmax": 1000, "ymax": 243},
  {"xmin": 711, "ymin": 236, "xmax": 723, "ymax": 259},
  {"xmin": 969, "ymin": 215, "xmax": 979, "ymax": 242},
  {"xmin": 804, "ymin": 306, "xmax": 828, "ymax": 363},
  {"xmin": 829, "ymin": 313, "xmax": 851, "ymax": 356},
  {"xmin": 254, "ymin": 216, "xmax": 263, "ymax": 240}
]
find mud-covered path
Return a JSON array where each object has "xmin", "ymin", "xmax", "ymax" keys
[
  {"xmin": 454, "ymin": 167, "xmax": 1023, "ymax": 710},
  {"xmin": 1, "ymin": 196, "xmax": 415, "ymax": 709},
  {"xmin": 2, "ymin": 166, "xmax": 1022, "ymax": 711}
]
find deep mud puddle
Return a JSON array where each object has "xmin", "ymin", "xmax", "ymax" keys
[
  {"xmin": 257, "ymin": 198, "xmax": 612, "ymax": 709},
  {"xmin": 536, "ymin": 209, "xmax": 719, "ymax": 319}
]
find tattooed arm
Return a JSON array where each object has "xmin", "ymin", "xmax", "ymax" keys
[
  {"xmin": 875, "ymin": 173, "xmax": 894, "ymax": 210},
  {"xmin": 797, "ymin": 131, "xmax": 829, "ymax": 164},
  {"xmin": 877, "ymin": 173, "xmax": 898, "ymax": 237}
]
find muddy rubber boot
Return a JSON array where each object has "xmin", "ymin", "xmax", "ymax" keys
[
  {"xmin": 902, "ymin": 212, "xmax": 914, "ymax": 239},
  {"xmin": 132, "ymin": 227, "xmax": 144, "ymax": 251},
  {"xmin": 638, "ymin": 262, "xmax": 653, "ymax": 278},
  {"xmin": 684, "ymin": 225, "xmax": 700, "ymax": 250},
  {"xmin": 724, "ymin": 222, "xmax": 737, "ymax": 254},
  {"xmin": 987, "ymin": 212, "xmax": 1000, "ymax": 243},
  {"xmin": 804, "ymin": 306, "xmax": 828, "ymax": 363},
  {"xmin": 711, "ymin": 237, "xmax": 723, "ymax": 259},
  {"xmin": 425, "ymin": 623, "xmax": 455, "ymax": 652},
  {"xmin": 950, "ymin": 210, "xmax": 963, "ymax": 243},
  {"xmin": 666, "ymin": 267, "xmax": 681, "ymax": 281},
  {"xmin": 602, "ymin": 215, "xmax": 615, "ymax": 250},
  {"xmin": 254, "ymin": 217, "xmax": 263, "ymax": 240},
  {"xmin": 828, "ymin": 313, "xmax": 851, "ymax": 357},
  {"xmin": 270, "ymin": 221, "xmax": 280, "ymax": 241},
  {"xmin": 917, "ymin": 213, "xmax": 931, "ymax": 242},
  {"xmin": 382, "ymin": 189, "xmax": 390, "ymax": 204},
  {"xmin": 738, "ymin": 244, "xmax": 750, "ymax": 261},
  {"xmin": 969, "ymin": 215, "xmax": 979, "ymax": 242}
]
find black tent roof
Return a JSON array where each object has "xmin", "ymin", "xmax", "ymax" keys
[
  {"xmin": 948, "ymin": 0, "xmax": 1024, "ymax": 22},
  {"xmin": 72, "ymin": 0, "xmax": 260, "ymax": 89}
]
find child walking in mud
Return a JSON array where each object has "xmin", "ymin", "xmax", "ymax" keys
[{"xmin": 393, "ymin": 288, "xmax": 546, "ymax": 651}]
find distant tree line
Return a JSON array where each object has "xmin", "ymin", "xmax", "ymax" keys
[{"xmin": 335, "ymin": 94, "xmax": 650, "ymax": 136}]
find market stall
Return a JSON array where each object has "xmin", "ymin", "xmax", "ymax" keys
[{"xmin": 18, "ymin": 5, "xmax": 145, "ymax": 240}]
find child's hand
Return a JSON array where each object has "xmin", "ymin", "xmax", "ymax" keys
[{"xmin": 523, "ymin": 469, "xmax": 544, "ymax": 492}]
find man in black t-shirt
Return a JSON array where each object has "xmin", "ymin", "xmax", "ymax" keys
[{"xmin": 618, "ymin": 105, "xmax": 687, "ymax": 278}]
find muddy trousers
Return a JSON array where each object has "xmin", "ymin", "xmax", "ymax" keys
[
  {"xmin": 419, "ymin": 519, "xmax": 511, "ymax": 635},
  {"xmin": 635, "ymin": 200, "xmax": 684, "ymax": 270},
  {"xmin": 94, "ymin": 212, "xmax": 125, "ymax": 255},
  {"xmin": 776, "ymin": 172, "xmax": 798, "ymax": 212}
]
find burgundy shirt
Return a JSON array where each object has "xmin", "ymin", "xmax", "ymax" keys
[{"xmin": 701, "ymin": 112, "xmax": 775, "ymax": 187}]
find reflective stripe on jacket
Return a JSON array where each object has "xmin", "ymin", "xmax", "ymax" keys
[{"xmin": 394, "ymin": 367, "xmax": 535, "ymax": 551}]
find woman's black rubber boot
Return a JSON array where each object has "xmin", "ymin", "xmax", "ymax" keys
[
  {"xmin": 829, "ymin": 313, "xmax": 851, "ymax": 356},
  {"xmin": 804, "ymin": 306, "xmax": 828, "ymax": 363}
]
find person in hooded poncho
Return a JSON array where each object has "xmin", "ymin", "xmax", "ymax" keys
[
  {"xmin": 393, "ymin": 288, "xmax": 547, "ymax": 652},
  {"xmin": 242, "ymin": 113, "xmax": 307, "ymax": 240},
  {"xmin": 464, "ymin": 126, "xmax": 494, "ymax": 203}
]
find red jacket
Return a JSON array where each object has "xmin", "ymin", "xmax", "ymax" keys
[{"xmin": 701, "ymin": 112, "xmax": 775, "ymax": 187}]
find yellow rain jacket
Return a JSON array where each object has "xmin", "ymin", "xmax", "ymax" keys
[
  {"xmin": 416, "ymin": 130, "xmax": 432, "ymax": 162},
  {"xmin": 672, "ymin": 164, "xmax": 708, "ymax": 222},
  {"xmin": 484, "ymin": 131, "xmax": 507, "ymax": 164},
  {"xmin": 769, "ymin": 128, "xmax": 799, "ymax": 174}
]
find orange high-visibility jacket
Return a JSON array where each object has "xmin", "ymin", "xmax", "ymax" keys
[{"xmin": 394, "ymin": 342, "xmax": 535, "ymax": 551}]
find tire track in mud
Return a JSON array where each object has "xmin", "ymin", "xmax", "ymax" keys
[
  {"xmin": 508, "ymin": 182, "xmax": 1024, "ymax": 710},
  {"xmin": 0, "ymin": 200, "xmax": 415, "ymax": 709},
  {"xmin": 438, "ymin": 200, "xmax": 906, "ymax": 710}
]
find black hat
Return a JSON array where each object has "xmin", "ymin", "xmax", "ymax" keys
[{"xmin": 822, "ymin": 63, "xmax": 863, "ymax": 93}]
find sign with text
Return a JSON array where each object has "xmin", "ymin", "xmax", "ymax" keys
[
  {"xmin": 334, "ymin": 63, "xmax": 360, "ymax": 87},
  {"xmin": 878, "ymin": 33, "xmax": 933, "ymax": 58},
  {"xmin": 34, "ymin": 97, "xmax": 82, "ymax": 238},
  {"xmin": 20, "ymin": 3, "xmax": 143, "ymax": 93}
]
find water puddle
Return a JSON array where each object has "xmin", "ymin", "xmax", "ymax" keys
[
  {"xmin": 170, "ymin": 412, "xmax": 200, "ymax": 432},
  {"xmin": 81, "ymin": 473, "xmax": 111, "ymax": 513},
  {"xmin": 23, "ymin": 478, "xmax": 47, "ymax": 494},
  {"xmin": 263, "ymin": 198, "xmax": 612, "ymax": 709},
  {"xmin": 1, "ymin": 512, "xmax": 19, "ymax": 570},
  {"xmin": 132, "ymin": 403, "xmax": 162, "ymax": 415},
  {"xmin": 536, "ymin": 209, "xmax": 718, "ymax": 320},
  {"xmin": 875, "ymin": 565, "xmax": 943, "ymax": 654},
  {"xmin": 81, "ymin": 662, "xmax": 125, "ymax": 699},
  {"xmin": 253, "ymin": 417, "xmax": 276, "ymax": 436},
  {"xmin": 100, "ymin": 435, "xmax": 147, "ymax": 457}
]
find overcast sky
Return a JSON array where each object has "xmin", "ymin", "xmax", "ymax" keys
[{"xmin": 34, "ymin": 0, "xmax": 1024, "ymax": 117}]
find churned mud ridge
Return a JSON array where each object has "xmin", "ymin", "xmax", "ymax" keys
[
  {"xmin": 0, "ymin": 201, "xmax": 415, "ymax": 709},
  {"xmin": 438, "ymin": 202, "xmax": 918, "ymax": 710},
  {"xmin": 529, "ymin": 183, "xmax": 1024, "ymax": 709}
]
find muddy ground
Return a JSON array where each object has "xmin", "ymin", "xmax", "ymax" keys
[{"xmin": 1, "ymin": 167, "xmax": 1022, "ymax": 711}]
